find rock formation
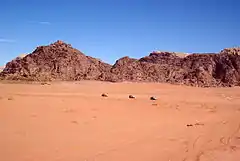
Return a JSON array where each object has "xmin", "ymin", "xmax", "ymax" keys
[
  {"xmin": 0, "ymin": 40, "xmax": 111, "ymax": 81},
  {"xmin": 110, "ymin": 51, "xmax": 240, "ymax": 87},
  {"xmin": 1, "ymin": 41, "xmax": 240, "ymax": 87}
]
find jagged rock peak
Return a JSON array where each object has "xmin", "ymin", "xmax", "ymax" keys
[
  {"xmin": 220, "ymin": 47, "xmax": 240, "ymax": 55},
  {"xmin": 32, "ymin": 40, "xmax": 81, "ymax": 56},
  {"xmin": 50, "ymin": 40, "xmax": 73, "ymax": 48},
  {"xmin": 54, "ymin": 40, "xmax": 65, "ymax": 44},
  {"xmin": 150, "ymin": 51, "xmax": 175, "ymax": 55},
  {"xmin": 149, "ymin": 51, "xmax": 188, "ymax": 58},
  {"xmin": 114, "ymin": 56, "xmax": 137, "ymax": 64}
]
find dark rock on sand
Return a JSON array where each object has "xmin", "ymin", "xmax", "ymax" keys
[
  {"xmin": 150, "ymin": 96, "xmax": 157, "ymax": 100},
  {"xmin": 101, "ymin": 93, "xmax": 108, "ymax": 97},
  {"xmin": 129, "ymin": 95, "xmax": 135, "ymax": 99}
]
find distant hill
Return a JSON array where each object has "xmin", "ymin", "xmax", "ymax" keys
[
  {"xmin": 0, "ymin": 66, "xmax": 4, "ymax": 72},
  {"xmin": 0, "ymin": 54, "xmax": 28, "ymax": 73},
  {"xmin": 1, "ymin": 40, "xmax": 240, "ymax": 87}
]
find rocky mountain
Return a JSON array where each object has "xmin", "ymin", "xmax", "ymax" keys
[
  {"xmin": 1, "ymin": 41, "xmax": 240, "ymax": 87},
  {"xmin": 110, "ymin": 51, "xmax": 240, "ymax": 87},
  {"xmin": 0, "ymin": 41, "xmax": 112, "ymax": 81}
]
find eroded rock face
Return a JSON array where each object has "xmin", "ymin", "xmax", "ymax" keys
[
  {"xmin": 110, "ymin": 51, "xmax": 240, "ymax": 87},
  {"xmin": 220, "ymin": 47, "xmax": 240, "ymax": 55},
  {"xmin": 1, "ymin": 41, "xmax": 111, "ymax": 81},
  {"xmin": 1, "ymin": 41, "xmax": 240, "ymax": 87}
]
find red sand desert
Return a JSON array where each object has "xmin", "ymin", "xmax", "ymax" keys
[{"xmin": 0, "ymin": 81, "xmax": 240, "ymax": 161}]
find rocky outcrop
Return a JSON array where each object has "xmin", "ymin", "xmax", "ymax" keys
[
  {"xmin": 1, "ymin": 41, "xmax": 240, "ymax": 87},
  {"xmin": 0, "ymin": 40, "xmax": 111, "ymax": 81},
  {"xmin": 220, "ymin": 47, "xmax": 240, "ymax": 55},
  {"xmin": 110, "ymin": 50, "xmax": 240, "ymax": 87}
]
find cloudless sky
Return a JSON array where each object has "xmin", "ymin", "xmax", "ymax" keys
[{"xmin": 0, "ymin": 0, "xmax": 239, "ymax": 65}]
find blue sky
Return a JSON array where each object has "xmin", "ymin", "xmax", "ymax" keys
[{"xmin": 0, "ymin": 0, "xmax": 239, "ymax": 65}]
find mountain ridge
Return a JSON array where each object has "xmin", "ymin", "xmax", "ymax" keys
[{"xmin": 1, "ymin": 40, "xmax": 240, "ymax": 87}]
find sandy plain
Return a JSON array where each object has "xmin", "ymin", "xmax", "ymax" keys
[{"xmin": 0, "ymin": 81, "xmax": 240, "ymax": 161}]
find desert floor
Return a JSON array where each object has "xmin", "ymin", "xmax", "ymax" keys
[{"xmin": 0, "ymin": 81, "xmax": 240, "ymax": 161}]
